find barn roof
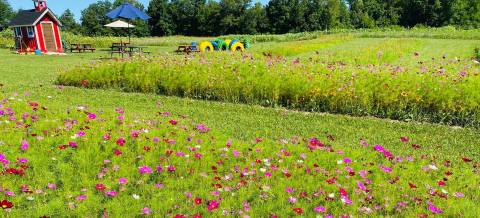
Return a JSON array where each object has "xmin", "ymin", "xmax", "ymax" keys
[{"xmin": 8, "ymin": 8, "xmax": 62, "ymax": 27}]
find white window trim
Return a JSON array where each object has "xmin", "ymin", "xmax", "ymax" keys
[
  {"xmin": 27, "ymin": 26, "xmax": 35, "ymax": 38},
  {"xmin": 14, "ymin": 27, "xmax": 22, "ymax": 37}
]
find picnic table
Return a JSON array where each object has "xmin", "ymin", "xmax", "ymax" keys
[
  {"xmin": 109, "ymin": 42, "xmax": 149, "ymax": 58},
  {"xmin": 176, "ymin": 45, "xmax": 199, "ymax": 54},
  {"xmin": 70, "ymin": 43, "xmax": 96, "ymax": 53}
]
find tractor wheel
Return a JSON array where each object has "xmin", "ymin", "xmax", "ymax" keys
[
  {"xmin": 214, "ymin": 39, "xmax": 228, "ymax": 51},
  {"xmin": 199, "ymin": 41, "xmax": 214, "ymax": 52},
  {"xmin": 224, "ymin": 39, "xmax": 232, "ymax": 49},
  {"xmin": 229, "ymin": 42, "xmax": 245, "ymax": 52}
]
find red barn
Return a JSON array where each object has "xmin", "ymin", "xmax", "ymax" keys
[{"xmin": 8, "ymin": 0, "xmax": 64, "ymax": 53}]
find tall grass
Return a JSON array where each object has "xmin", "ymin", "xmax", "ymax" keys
[{"xmin": 57, "ymin": 52, "xmax": 480, "ymax": 127}]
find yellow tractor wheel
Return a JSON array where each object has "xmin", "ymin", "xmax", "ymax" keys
[
  {"xmin": 199, "ymin": 41, "xmax": 214, "ymax": 52},
  {"xmin": 230, "ymin": 42, "xmax": 245, "ymax": 52}
]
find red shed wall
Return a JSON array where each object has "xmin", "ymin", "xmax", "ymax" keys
[
  {"xmin": 20, "ymin": 27, "xmax": 37, "ymax": 51},
  {"xmin": 37, "ymin": 14, "xmax": 63, "ymax": 53},
  {"xmin": 35, "ymin": 23, "xmax": 46, "ymax": 52}
]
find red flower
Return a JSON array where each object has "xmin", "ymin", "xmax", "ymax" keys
[
  {"xmin": 462, "ymin": 157, "xmax": 472, "ymax": 162},
  {"xmin": 116, "ymin": 138, "xmax": 126, "ymax": 146},
  {"xmin": 144, "ymin": 146, "xmax": 151, "ymax": 151},
  {"xmin": 409, "ymin": 182, "xmax": 418, "ymax": 189},
  {"xmin": 95, "ymin": 184, "xmax": 106, "ymax": 191},
  {"xmin": 1, "ymin": 200, "xmax": 13, "ymax": 209},
  {"xmin": 194, "ymin": 198, "xmax": 202, "ymax": 205},
  {"xmin": 113, "ymin": 149, "xmax": 123, "ymax": 156},
  {"xmin": 192, "ymin": 214, "xmax": 202, "ymax": 218},
  {"xmin": 173, "ymin": 214, "xmax": 185, "ymax": 218},
  {"xmin": 292, "ymin": 208, "xmax": 303, "ymax": 215}
]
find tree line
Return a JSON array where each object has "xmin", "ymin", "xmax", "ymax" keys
[{"xmin": 1, "ymin": 0, "xmax": 479, "ymax": 36}]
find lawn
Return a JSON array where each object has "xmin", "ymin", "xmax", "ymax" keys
[{"xmin": 0, "ymin": 33, "xmax": 479, "ymax": 217}]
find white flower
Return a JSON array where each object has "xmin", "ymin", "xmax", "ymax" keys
[
  {"xmin": 441, "ymin": 189, "xmax": 448, "ymax": 194},
  {"xmin": 428, "ymin": 165, "xmax": 438, "ymax": 170},
  {"xmin": 132, "ymin": 194, "xmax": 140, "ymax": 200},
  {"xmin": 260, "ymin": 168, "xmax": 266, "ymax": 173},
  {"xmin": 328, "ymin": 193, "xmax": 335, "ymax": 198},
  {"xmin": 26, "ymin": 196, "xmax": 34, "ymax": 201},
  {"xmin": 337, "ymin": 160, "xmax": 343, "ymax": 164}
]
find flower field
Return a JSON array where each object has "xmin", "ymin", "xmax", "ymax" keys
[
  {"xmin": 58, "ymin": 38, "xmax": 480, "ymax": 127},
  {"xmin": 1, "ymin": 96, "xmax": 479, "ymax": 217},
  {"xmin": 1, "ymin": 32, "xmax": 479, "ymax": 217}
]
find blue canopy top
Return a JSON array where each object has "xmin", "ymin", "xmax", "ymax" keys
[{"xmin": 106, "ymin": 3, "xmax": 151, "ymax": 20}]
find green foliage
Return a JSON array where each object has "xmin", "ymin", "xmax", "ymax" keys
[
  {"xmin": 148, "ymin": 0, "xmax": 174, "ymax": 36},
  {"xmin": 0, "ymin": 0, "xmax": 14, "ymax": 31},
  {"xmin": 475, "ymin": 47, "xmax": 480, "ymax": 61},
  {"xmin": 57, "ymin": 37, "xmax": 480, "ymax": 127},
  {"xmin": 80, "ymin": 0, "xmax": 114, "ymax": 36},
  {"xmin": 59, "ymin": 9, "xmax": 81, "ymax": 34}
]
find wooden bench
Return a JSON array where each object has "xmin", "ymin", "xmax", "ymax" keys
[
  {"xmin": 176, "ymin": 45, "xmax": 199, "ymax": 54},
  {"xmin": 70, "ymin": 43, "xmax": 96, "ymax": 53}
]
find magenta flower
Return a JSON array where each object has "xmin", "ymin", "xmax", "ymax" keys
[
  {"xmin": 69, "ymin": 141, "xmax": 78, "ymax": 148},
  {"xmin": 380, "ymin": 165, "xmax": 392, "ymax": 173},
  {"xmin": 118, "ymin": 178, "xmax": 128, "ymax": 184},
  {"xmin": 207, "ymin": 200, "xmax": 219, "ymax": 211},
  {"xmin": 87, "ymin": 113, "xmax": 96, "ymax": 120},
  {"xmin": 77, "ymin": 131, "xmax": 86, "ymax": 137},
  {"xmin": 138, "ymin": 166, "xmax": 153, "ymax": 174},
  {"xmin": 314, "ymin": 206, "xmax": 326, "ymax": 213},
  {"xmin": 167, "ymin": 165, "xmax": 176, "ymax": 172},
  {"xmin": 427, "ymin": 201, "xmax": 443, "ymax": 214},
  {"xmin": 141, "ymin": 207, "xmax": 151, "ymax": 215},
  {"xmin": 76, "ymin": 195, "xmax": 87, "ymax": 201},
  {"xmin": 104, "ymin": 190, "xmax": 118, "ymax": 197},
  {"xmin": 285, "ymin": 187, "xmax": 294, "ymax": 193},
  {"xmin": 20, "ymin": 140, "xmax": 29, "ymax": 151}
]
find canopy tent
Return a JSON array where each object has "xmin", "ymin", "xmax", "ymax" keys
[{"xmin": 106, "ymin": 3, "xmax": 150, "ymax": 43}]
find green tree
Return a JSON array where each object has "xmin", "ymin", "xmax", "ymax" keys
[
  {"xmin": 59, "ymin": 9, "xmax": 81, "ymax": 34},
  {"xmin": 266, "ymin": 0, "xmax": 308, "ymax": 33},
  {"xmin": 450, "ymin": 0, "xmax": 480, "ymax": 28},
  {"xmin": 0, "ymin": 0, "xmax": 14, "ymax": 31},
  {"xmin": 348, "ymin": 0, "xmax": 375, "ymax": 28},
  {"xmin": 80, "ymin": 0, "xmax": 113, "ymax": 36},
  {"xmin": 148, "ymin": 0, "xmax": 174, "ymax": 36},
  {"xmin": 239, "ymin": 2, "xmax": 269, "ymax": 34}
]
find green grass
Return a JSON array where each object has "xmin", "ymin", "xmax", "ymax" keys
[{"xmin": 0, "ymin": 32, "xmax": 479, "ymax": 217}]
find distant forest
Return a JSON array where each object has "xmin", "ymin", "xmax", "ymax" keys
[{"xmin": 1, "ymin": 0, "xmax": 479, "ymax": 36}]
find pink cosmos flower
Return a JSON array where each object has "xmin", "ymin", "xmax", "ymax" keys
[
  {"xmin": 76, "ymin": 195, "xmax": 87, "ymax": 201},
  {"xmin": 380, "ymin": 166, "xmax": 392, "ymax": 173},
  {"xmin": 20, "ymin": 140, "xmax": 29, "ymax": 151},
  {"xmin": 87, "ymin": 113, "xmax": 96, "ymax": 120},
  {"xmin": 265, "ymin": 172, "xmax": 272, "ymax": 177},
  {"xmin": 118, "ymin": 178, "xmax": 127, "ymax": 184},
  {"xmin": 47, "ymin": 183, "xmax": 57, "ymax": 190},
  {"xmin": 288, "ymin": 196, "xmax": 297, "ymax": 203},
  {"xmin": 104, "ymin": 190, "xmax": 117, "ymax": 197},
  {"xmin": 207, "ymin": 200, "xmax": 219, "ymax": 211},
  {"xmin": 17, "ymin": 158, "xmax": 28, "ymax": 163},
  {"xmin": 167, "ymin": 165, "xmax": 176, "ymax": 172},
  {"xmin": 285, "ymin": 187, "xmax": 294, "ymax": 193},
  {"xmin": 141, "ymin": 207, "xmax": 151, "ymax": 215},
  {"xmin": 373, "ymin": 145, "xmax": 385, "ymax": 152},
  {"xmin": 138, "ymin": 166, "xmax": 153, "ymax": 174},
  {"xmin": 232, "ymin": 150, "xmax": 239, "ymax": 157},
  {"xmin": 169, "ymin": 120, "xmax": 177, "ymax": 125},
  {"xmin": 314, "ymin": 206, "xmax": 326, "ymax": 213},
  {"xmin": 427, "ymin": 201, "xmax": 443, "ymax": 214},
  {"xmin": 454, "ymin": 192, "xmax": 465, "ymax": 198},
  {"xmin": 69, "ymin": 141, "xmax": 78, "ymax": 148},
  {"xmin": 77, "ymin": 131, "xmax": 86, "ymax": 137}
]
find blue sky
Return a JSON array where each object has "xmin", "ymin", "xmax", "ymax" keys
[{"xmin": 8, "ymin": 0, "xmax": 268, "ymax": 21}]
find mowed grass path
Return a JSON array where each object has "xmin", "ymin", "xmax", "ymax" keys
[{"xmin": 0, "ymin": 37, "xmax": 479, "ymax": 161}]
